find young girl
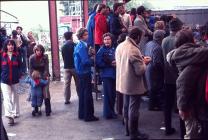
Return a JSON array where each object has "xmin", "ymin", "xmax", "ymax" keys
[
  {"xmin": 0, "ymin": 39, "xmax": 22, "ymax": 126},
  {"xmin": 24, "ymin": 70, "xmax": 48, "ymax": 116},
  {"xmin": 96, "ymin": 33, "xmax": 116, "ymax": 119}
]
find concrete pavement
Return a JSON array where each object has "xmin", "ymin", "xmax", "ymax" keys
[{"xmin": 2, "ymin": 81, "xmax": 181, "ymax": 140}]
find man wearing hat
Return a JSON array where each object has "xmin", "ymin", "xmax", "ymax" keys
[
  {"xmin": 144, "ymin": 30, "xmax": 165, "ymax": 111},
  {"xmin": 162, "ymin": 18, "xmax": 183, "ymax": 136}
]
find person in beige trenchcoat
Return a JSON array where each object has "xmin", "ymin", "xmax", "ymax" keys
[{"xmin": 116, "ymin": 27, "xmax": 150, "ymax": 139}]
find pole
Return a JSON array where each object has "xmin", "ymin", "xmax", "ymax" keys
[
  {"xmin": 48, "ymin": 0, "xmax": 61, "ymax": 81},
  {"xmin": 83, "ymin": 0, "xmax": 89, "ymax": 27}
]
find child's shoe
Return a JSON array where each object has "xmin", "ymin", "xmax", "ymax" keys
[
  {"xmin": 38, "ymin": 107, "xmax": 42, "ymax": 116},
  {"xmin": 32, "ymin": 110, "xmax": 36, "ymax": 116},
  {"xmin": 38, "ymin": 111, "xmax": 42, "ymax": 116}
]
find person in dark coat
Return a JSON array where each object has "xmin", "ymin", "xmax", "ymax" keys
[
  {"xmin": 61, "ymin": 31, "xmax": 79, "ymax": 104},
  {"xmin": 144, "ymin": 30, "xmax": 165, "ymax": 111},
  {"xmin": 109, "ymin": 3, "xmax": 127, "ymax": 42},
  {"xmin": 161, "ymin": 18, "xmax": 183, "ymax": 135},
  {"xmin": 96, "ymin": 33, "xmax": 116, "ymax": 119},
  {"xmin": 29, "ymin": 44, "xmax": 51, "ymax": 116},
  {"xmin": 16, "ymin": 26, "xmax": 29, "ymax": 74},
  {"xmin": 167, "ymin": 29, "xmax": 208, "ymax": 139},
  {"xmin": 1, "ymin": 39, "xmax": 22, "ymax": 126}
]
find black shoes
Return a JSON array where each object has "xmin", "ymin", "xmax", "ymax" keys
[
  {"xmin": 32, "ymin": 107, "xmax": 42, "ymax": 116},
  {"xmin": 85, "ymin": 116, "xmax": 99, "ymax": 122},
  {"xmin": 7, "ymin": 116, "xmax": 14, "ymax": 126},
  {"xmin": 65, "ymin": 101, "xmax": 71, "ymax": 104},
  {"xmin": 165, "ymin": 128, "xmax": 176, "ymax": 135},
  {"xmin": 105, "ymin": 114, "xmax": 118, "ymax": 120}
]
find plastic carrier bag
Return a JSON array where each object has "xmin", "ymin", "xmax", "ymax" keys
[{"xmin": 16, "ymin": 75, "xmax": 30, "ymax": 95}]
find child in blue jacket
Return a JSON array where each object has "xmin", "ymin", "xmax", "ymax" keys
[
  {"xmin": 24, "ymin": 70, "xmax": 48, "ymax": 116},
  {"xmin": 96, "ymin": 33, "xmax": 116, "ymax": 119}
]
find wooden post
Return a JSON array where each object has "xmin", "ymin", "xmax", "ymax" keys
[
  {"xmin": 48, "ymin": 0, "xmax": 60, "ymax": 81},
  {"xmin": 83, "ymin": 0, "xmax": 89, "ymax": 27}
]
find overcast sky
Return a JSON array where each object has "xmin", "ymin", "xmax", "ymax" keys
[
  {"xmin": 1, "ymin": 1, "xmax": 50, "ymax": 33},
  {"xmin": 1, "ymin": 0, "xmax": 208, "ymax": 33}
]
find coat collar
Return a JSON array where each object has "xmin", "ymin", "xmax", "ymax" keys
[
  {"xmin": 2, "ymin": 52, "xmax": 18, "ymax": 57},
  {"xmin": 126, "ymin": 37, "xmax": 139, "ymax": 48}
]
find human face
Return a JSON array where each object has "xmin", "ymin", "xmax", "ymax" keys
[
  {"xmin": 7, "ymin": 42, "xmax": 14, "ymax": 52},
  {"xmin": 120, "ymin": 5, "xmax": 125, "ymax": 15},
  {"xmin": 81, "ymin": 31, "xmax": 88, "ymax": 41},
  {"xmin": 35, "ymin": 49, "xmax": 42, "ymax": 56},
  {"xmin": 103, "ymin": 36, "xmax": 112, "ymax": 47},
  {"xmin": 101, "ymin": 7, "xmax": 107, "ymax": 15},
  {"xmin": 105, "ymin": 8, "xmax": 110, "ymax": 15},
  {"xmin": 16, "ymin": 28, "xmax": 22, "ymax": 35}
]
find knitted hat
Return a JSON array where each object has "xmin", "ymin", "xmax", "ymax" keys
[
  {"xmin": 169, "ymin": 18, "xmax": 183, "ymax": 32},
  {"xmin": 153, "ymin": 30, "xmax": 165, "ymax": 41}
]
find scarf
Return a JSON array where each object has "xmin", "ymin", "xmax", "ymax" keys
[
  {"xmin": 34, "ymin": 79, "xmax": 40, "ymax": 85},
  {"xmin": 35, "ymin": 54, "xmax": 43, "ymax": 61}
]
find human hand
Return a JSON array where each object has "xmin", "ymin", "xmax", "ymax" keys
[
  {"xmin": 89, "ymin": 47, "xmax": 95, "ymax": 56},
  {"xmin": 111, "ymin": 60, "xmax": 116, "ymax": 67},
  {"xmin": 143, "ymin": 56, "xmax": 151, "ymax": 65},
  {"xmin": 122, "ymin": 28, "xmax": 127, "ymax": 32}
]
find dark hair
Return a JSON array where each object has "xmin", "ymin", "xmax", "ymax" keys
[
  {"xmin": 103, "ymin": 32, "xmax": 114, "ymax": 41},
  {"xmin": 16, "ymin": 26, "xmax": 23, "ymax": 31},
  {"xmin": 128, "ymin": 27, "xmax": 143, "ymax": 41},
  {"xmin": 3, "ymin": 39, "xmax": 17, "ymax": 52},
  {"xmin": 12, "ymin": 30, "xmax": 18, "ymax": 37},
  {"xmin": 130, "ymin": 8, "xmax": 137, "ymax": 16},
  {"xmin": 96, "ymin": 4, "xmax": 106, "ymax": 13},
  {"xmin": 93, "ymin": 4, "xmax": 99, "ymax": 12},
  {"xmin": 33, "ymin": 44, "xmax": 45, "ymax": 54},
  {"xmin": 117, "ymin": 33, "xmax": 127, "ymax": 44},
  {"xmin": 76, "ymin": 27, "xmax": 88, "ymax": 40},
  {"xmin": 64, "ymin": 31, "xmax": 73, "ymax": 40},
  {"xmin": 160, "ymin": 15, "xmax": 173, "ymax": 25},
  {"xmin": 175, "ymin": 29, "xmax": 194, "ymax": 48},
  {"xmin": 137, "ymin": 6, "xmax": 146, "ymax": 15},
  {"xmin": 0, "ymin": 27, "xmax": 7, "ymax": 36},
  {"xmin": 169, "ymin": 18, "xmax": 183, "ymax": 32},
  {"xmin": 113, "ymin": 3, "xmax": 123, "ymax": 12}
]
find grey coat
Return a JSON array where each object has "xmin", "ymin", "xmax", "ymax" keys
[
  {"xmin": 167, "ymin": 43, "xmax": 208, "ymax": 121},
  {"xmin": 162, "ymin": 33, "xmax": 178, "ymax": 85},
  {"xmin": 134, "ymin": 15, "xmax": 152, "ymax": 55}
]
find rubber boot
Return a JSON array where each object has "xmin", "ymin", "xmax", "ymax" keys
[{"xmin": 45, "ymin": 98, "xmax": 51, "ymax": 116}]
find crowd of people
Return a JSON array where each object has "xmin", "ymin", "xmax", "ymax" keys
[
  {"xmin": 1, "ymin": 2, "xmax": 208, "ymax": 140},
  {"xmin": 0, "ymin": 26, "xmax": 51, "ymax": 140}
]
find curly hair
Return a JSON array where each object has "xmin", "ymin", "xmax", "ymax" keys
[{"xmin": 76, "ymin": 27, "xmax": 88, "ymax": 40}]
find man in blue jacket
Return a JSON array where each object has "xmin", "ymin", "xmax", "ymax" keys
[{"xmin": 74, "ymin": 28, "xmax": 99, "ymax": 122}]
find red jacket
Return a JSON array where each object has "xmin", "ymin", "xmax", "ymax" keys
[{"xmin": 94, "ymin": 13, "xmax": 108, "ymax": 45}]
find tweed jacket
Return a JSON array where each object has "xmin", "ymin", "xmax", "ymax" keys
[{"xmin": 115, "ymin": 37, "xmax": 147, "ymax": 95}]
